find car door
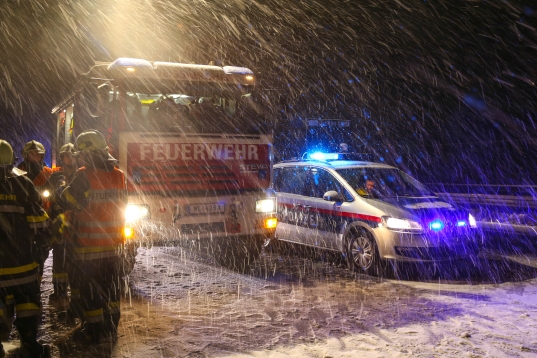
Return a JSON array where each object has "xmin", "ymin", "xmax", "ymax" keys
[
  {"xmin": 273, "ymin": 165, "xmax": 311, "ymax": 245},
  {"xmin": 301, "ymin": 167, "xmax": 352, "ymax": 250}
]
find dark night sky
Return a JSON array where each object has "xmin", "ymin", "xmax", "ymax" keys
[{"xmin": 0, "ymin": 0, "xmax": 536, "ymax": 185}]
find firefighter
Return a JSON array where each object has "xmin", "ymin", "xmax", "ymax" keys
[
  {"xmin": 0, "ymin": 139, "xmax": 51, "ymax": 357},
  {"xmin": 47, "ymin": 143, "xmax": 79, "ymax": 309},
  {"xmin": 17, "ymin": 140, "xmax": 53, "ymax": 283},
  {"xmin": 60, "ymin": 130, "xmax": 127, "ymax": 344}
]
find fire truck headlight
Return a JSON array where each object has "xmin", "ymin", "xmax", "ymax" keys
[
  {"xmin": 256, "ymin": 198, "xmax": 276, "ymax": 213},
  {"xmin": 124, "ymin": 226, "xmax": 135, "ymax": 240},
  {"xmin": 42, "ymin": 190, "xmax": 51, "ymax": 198},
  {"xmin": 264, "ymin": 217, "xmax": 278, "ymax": 229},
  {"xmin": 126, "ymin": 204, "xmax": 150, "ymax": 223}
]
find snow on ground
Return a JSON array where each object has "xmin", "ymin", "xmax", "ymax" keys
[{"xmin": 3, "ymin": 244, "xmax": 537, "ymax": 357}]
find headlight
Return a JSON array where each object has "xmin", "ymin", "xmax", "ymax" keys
[
  {"xmin": 255, "ymin": 198, "xmax": 276, "ymax": 213},
  {"xmin": 42, "ymin": 189, "xmax": 51, "ymax": 198},
  {"xmin": 126, "ymin": 204, "xmax": 150, "ymax": 223},
  {"xmin": 469, "ymin": 213, "xmax": 477, "ymax": 228},
  {"xmin": 385, "ymin": 217, "xmax": 423, "ymax": 231},
  {"xmin": 124, "ymin": 226, "xmax": 135, "ymax": 240}
]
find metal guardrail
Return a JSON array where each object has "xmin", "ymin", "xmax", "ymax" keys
[{"xmin": 425, "ymin": 183, "xmax": 537, "ymax": 236}]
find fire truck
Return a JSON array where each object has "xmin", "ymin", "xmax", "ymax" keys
[{"xmin": 51, "ymin": 58, "xmax": 277, "ymax": 272}]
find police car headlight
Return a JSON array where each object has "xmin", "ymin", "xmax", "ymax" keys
[
  {"xmin": 469, "ymin": 213, "xmax": 477, "ymax": 228},
  {"xmin": 42, "ymin": 189, "xmax": 51, "ymax": 198},
  {"xmin": 255, "ymin": 198, "xmax": 276, "ymax": 213},
  {"xmin": 126, "ymin": 204, "xmax": 150, "ymax": 223},
  {"xmin": 384, "ymin": 217, "xmax": 423, "ymax": 231}
]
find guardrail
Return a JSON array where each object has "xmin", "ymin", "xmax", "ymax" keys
[{"xmin": 425, "ymin": 183, "xmax": 537, "ymax": 237}]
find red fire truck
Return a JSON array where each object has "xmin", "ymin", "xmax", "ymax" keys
[{"xmin": 52, "ymin": 58, "xmax": 277, "ymax": 272}]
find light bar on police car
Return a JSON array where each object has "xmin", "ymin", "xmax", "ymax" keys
[
  {"xmin": 255, "ymin": 198, "xmax": 276, "ymax": 213},
  {"xmin": 309, "ymin": 152, "xmax": 340, "ymax": 161},
  {"xmin": 126, "ymin": 204, "xmax": 150, "ymax": 223}
]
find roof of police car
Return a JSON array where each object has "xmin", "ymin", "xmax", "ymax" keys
[{"xmin": 274, "ymin": 159, "xmax": 395, "ymax": 170}]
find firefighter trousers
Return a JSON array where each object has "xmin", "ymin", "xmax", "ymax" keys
[
  {"xmin": 51, "ymin": 243, "xmax": 69, "ymax": 297},
  {"xmin": 0, "ymin": 279, "xmax": 43, "ymax": 355},
  {"xmin": 72, "ymin": 256, "xmax": 121, "ymax": 340}
]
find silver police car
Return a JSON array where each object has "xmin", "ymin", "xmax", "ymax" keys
[{"xmin": 272, "ymin": 153, "xmax": 478, "ymax": 276}]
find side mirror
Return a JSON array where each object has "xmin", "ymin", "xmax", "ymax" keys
[{"xmin": 323, "ymin": 190, "xmax": 345, "ymax": 203}]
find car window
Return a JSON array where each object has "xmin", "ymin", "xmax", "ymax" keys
[
  {"xmin": 275, "ymin": 166, "xmax": 309, "ymax": 195},
  {"xmin": 336, "ymin": 167, "xmax": 435, "ymax": 198},
  {"xmin": 308, "ymin": 167, "xmax": 353, "ymax": 201}
]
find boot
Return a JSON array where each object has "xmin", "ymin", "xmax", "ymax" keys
[{"xmin": 18, "ymin": 343, "xmax": 51, "ymax": 358}]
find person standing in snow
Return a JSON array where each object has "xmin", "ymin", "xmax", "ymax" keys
[
  {"xmin": 0, "ymin": 139, "xmax": 51, "ymax": 358},
  {"xmin": 59, "ymin": 130, "xmax": 127, "ymax": 344}
]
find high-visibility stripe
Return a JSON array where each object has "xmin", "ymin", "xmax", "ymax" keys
[
  {"xmin": 52, "ymin": 272, "xmax": 69, "ymax": 283},
  {"xmin": 88, "ymin": 189, "xmax": 126, "ymax": 203},
  {"xmin": 0, "ymin": 262, "xmax": 39, "ymax": 275},
  {"xmin": 64, "ymin": 190, "xmax": 80, "ymax": 208},
  {"xmin": 5, "ymin": 294, "xmax": 14, "ymax": 305},
  {"xmin": 84, "ymin": 308, "xmax": 104, "ymax": 323},
  {"xmin": 108, "ymin": 301, "xmax": 120, "ymax": 314},
  {"xmin": 29, "ymin": 221, "xmax": 50, "ymax": 229},
  {"xmin": 15, "ymin": 303, "xmax": 40, "ymax": 318},
  {"xmin": 0, "ymin": 272, "xmax": 39, "ymax": 288},
  {"xmin": 26, "ymin": 213, "xmax": 49, "ymax": 223},
  {"xmin": 78, "ymin": 232, "xmax": 122, "ymax": 240},
  {"xmin": 78, "ymin": 221, "xmax": 125, "ymax": 228},
  {"xmin": 71, "ymin": 289, "xmax": 80, "ymax": 299},
  {"xmin": 74, "ymin": 245, "xmax": 120, "ymax": 254},
  {"xmin": 0, "ymin": 205, "xmax": 25, "ymax": 214},
  {"xmin": 75, "ymin": 250, "xmax": 120, "ymax": 261}
]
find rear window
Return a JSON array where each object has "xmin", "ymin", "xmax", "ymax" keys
[{"xmin": 273, "ymin": 166, "xmax": 309, "ymax": 195}]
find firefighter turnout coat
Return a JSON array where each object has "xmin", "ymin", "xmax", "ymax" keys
[
  {"xmin": 61, "ymin": 163, "xmax": 127, "ymax": 260},
  {"xmin": 0, "ymin": 166, "xmax": 49, "ymax": 313}
]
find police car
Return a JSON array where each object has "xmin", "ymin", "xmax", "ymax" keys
[{"xmin": 272, "ymin": 152, "xmax": 478, "ymax": 276}]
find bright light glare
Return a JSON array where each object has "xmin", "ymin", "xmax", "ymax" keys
[
  {"xmin": 429, "ymin": 220, "xmax": 444, "ymax": 231},
  {"xmin": 126, "ymin": 204, "xmax": 149, "ymax": 222},
  {"xmin": 469, "ymin": 214, "xmax": 477, "ymax": 228},
  {"xmin": 264, "ymin": 218, "xmax": 278, "ymax": 229},
  {"xmin": 456, "ymin": 220, "xmax": 467, "ymax": 227},
  {"xmin": 256, "ymin": 198, "xmax": 275, "ymax": 213},
  {"xmin": 245, "ymin": 75, "xmax": 254, "ymax": 81},
  {"xmin": 310, "ymin": 152, "xmax": 339, "ymax": 161},
  {"xmin": 42, "ymin": 190, "xmax": 51, "ymax": 198},
  {"xmin": 386, "ymin": 217, "xmax": 422, "ymax": 230},
  {"xmin": 126, "ymin": 67, "xmax": 135, "ymax": 72},
  {"xmin": 124, "ymin": 226, "xmax": 134, "ymax": 239}
]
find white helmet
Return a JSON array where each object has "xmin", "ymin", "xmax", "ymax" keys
[{"xmin": 76, "ymin": 130, "xmax": 109, "ymax": 153}]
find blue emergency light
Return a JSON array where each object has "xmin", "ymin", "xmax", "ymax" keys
[
  {"xmin": 429, "ymin": 220, "xmax": 444, "ymax": 231},
  {"xmin": 309, "ymin": 152, "xmax": 340, "ymax": 161}
]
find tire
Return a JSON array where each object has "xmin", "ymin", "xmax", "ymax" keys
[
  {"xmin": 213, "ymin": 236, "xmax": 263, "ymax": 273},
  {"xmin": 346, "ymin": 228, "xmax": 386, "ymax": 277},
  {"xmin": 121, "ymin": 243, "xmax": 138, "ymax": 277}
]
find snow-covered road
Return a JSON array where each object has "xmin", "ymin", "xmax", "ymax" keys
[{"xmin": 3, "ymin": 243, "xmax": 537, "ymax": 357}]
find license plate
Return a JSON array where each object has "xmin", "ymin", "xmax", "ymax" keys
[
  {"xmin": 186, "ymin": 203, "xmax": 226, "ymax": 215},
  {"xmin": 181, "ymin": 222, "xmax": 225, "ymax": 234}
]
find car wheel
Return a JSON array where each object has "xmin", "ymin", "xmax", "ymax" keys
[{"xmin": 346, "ymin": 228, "xmax": 384, "ymax": 277}]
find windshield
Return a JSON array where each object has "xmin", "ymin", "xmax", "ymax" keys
[
  {"xmin": 336, "ymin": 167, "xmax": 436, "ymax": 198},
  {"xmin": 94, "ymin": 78, "xmax": 269, "ymax": 135}
]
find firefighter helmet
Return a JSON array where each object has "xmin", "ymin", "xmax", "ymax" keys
[
  {"xmin": 22, "ymin": 140, "xmax": 46, "ymax": 158},
  {"xmin": 0, "ymin": 140, "xmax": 14, "ymax": 165},
  {"xmin": 59, "ymin": 143, "xmax": 77, "ymax": 155},
  {"xmin": 75, "ymin": 130, "xmax": 109, "ymax": 153}
]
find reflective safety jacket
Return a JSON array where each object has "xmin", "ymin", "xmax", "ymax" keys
[
  {"xmin": 61, "ymin": 162, "xmax": 127, "ymax": 260},
  {"xmin": 0, "ymin": 167, "xmax": 50, "ymax": 287}
]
